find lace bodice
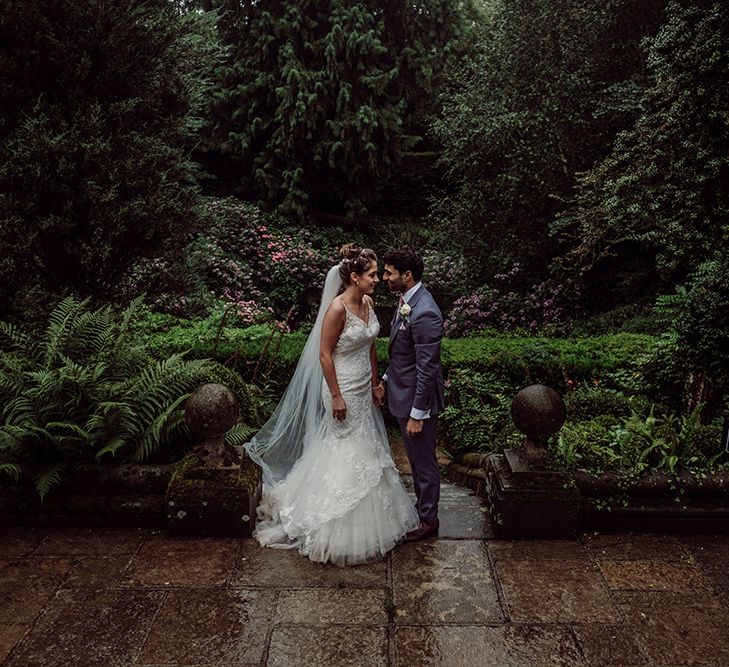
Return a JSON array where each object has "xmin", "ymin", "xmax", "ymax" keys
[{"xmin": 254, "ymin": 298, "xmax": 418, "ymax": 566}]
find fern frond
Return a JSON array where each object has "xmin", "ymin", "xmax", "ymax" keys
[
  {"xmin": 132, "ymin": 393, "xmax": 189, "ymax": 462},
  {"xmin": 224, "ymin": 422, "xmax": 254, "ymax": 447},
  {"xmin": 70, "ymin": 308, "xmax": 116, "ymax": 358},
  {"xmin": 46, "ymin": 421, "xmax": 90, "ymax": 441},
  {"xmin": 2, "ymin": 396, "xmax": 37, "ymax": 425},
  {"xmin": 95, "ymin": 436, "xmax": 127, "ymax": 461},
  {"xmin": 115, "ymin": 296, "xmax": 145, "ymax": 349},
  {"xmin": 0, "ymin": 462, "xmax": 22, "ymax": 481},
  {"xmin": 33, "ymin": 463, "xmax": 66, "ymax": 501},
  {"xmin": 42, "ymin": 297, "xmax": 90, "ymax": 369},
  {"xmin": 0, "ymin": 322, "xmax": 31, "ymax": 352}
]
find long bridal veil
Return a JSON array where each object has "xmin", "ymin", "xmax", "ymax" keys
[{"xmin": 245, "ymin": 265, "xmax": 342, "ymax": 486}]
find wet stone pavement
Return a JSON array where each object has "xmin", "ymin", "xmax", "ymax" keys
[{"xmin": 2, "ymin": 441, "xmax": 729, "ymax": 666}]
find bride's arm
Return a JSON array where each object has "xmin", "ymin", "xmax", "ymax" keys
[
  {"xmin": 366, "ymin": 296, "xmax": 385, "ymax": 405},
  {"xmin": 319, "ymin": 301, "xmax": 347, "ymax": 420}
]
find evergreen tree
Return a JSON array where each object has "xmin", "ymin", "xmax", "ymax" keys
[
  {"xmin": 0, "ymin": 0, "xmax": 220, "ymax": 317},
  {"xmin": 555, "ymin": 1, "xmax": 729, "ymax": 303},
  {"xmin": 203, "ymin": 0, "xmax": 474, "ymax": 217},
  {"xmin": 432, "ymin": 0, "xmax": 666, "ymax": 280}
]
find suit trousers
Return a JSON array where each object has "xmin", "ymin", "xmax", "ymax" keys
[{"xmin": 396, "ymin": 415, "xmax": 440, "ymax": 524}]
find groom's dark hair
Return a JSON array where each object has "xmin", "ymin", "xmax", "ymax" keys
[{"xmin": 383, "ymin": 247, "xmax": 424, "ymax": 282}]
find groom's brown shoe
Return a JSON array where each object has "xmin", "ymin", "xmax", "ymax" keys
[{"xmin": 403, "ymin": 519, "xmax": 439, "ymax": 543}]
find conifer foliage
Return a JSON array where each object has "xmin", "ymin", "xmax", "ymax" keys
[
  {"xmin": 205, "ymin": 0, "xmax": 471, "ymax": 217},
  {"xmin": 0, "ymin": 0, "xmax": 219, "ymax": 316},
  {"xmin": 557, "ymin": 1, "xmax": 729, "ymax": 285}
]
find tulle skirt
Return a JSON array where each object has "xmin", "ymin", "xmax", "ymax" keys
[{"xmin": 253, "ymin": 405, "xmax": 418, "ymax": 567}]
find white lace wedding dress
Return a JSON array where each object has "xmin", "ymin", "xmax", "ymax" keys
[{"xmin": 253, "ymin": 302, "xmax": 418, "ymax": 566}]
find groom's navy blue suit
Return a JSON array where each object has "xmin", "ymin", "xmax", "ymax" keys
[{"xmin": 385, "ymin": 284, "xmax": 444, "ymax": 524}]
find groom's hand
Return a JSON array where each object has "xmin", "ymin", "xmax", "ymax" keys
[{"xmin": 406, "ymin": 418, "xmax": 423, "ymax": 437}]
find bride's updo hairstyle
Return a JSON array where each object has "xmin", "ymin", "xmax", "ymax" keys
[{"xmin": 338, "ymin": 243, "xmax": 377, "ymax": 285}]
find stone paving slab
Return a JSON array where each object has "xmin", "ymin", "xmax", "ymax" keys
[
  {"xmin": 678, "ymin": 534, "xmax": 729, "ymax": 601},
  {"xmin": 489, "ymin": 539, "xmax": 589, "ymax": 561},
  {"xmin": 138, "ymin": 589, "xmax": 275, "ymax": 665},
  {"xmin": 275, "ymin": 588, "xmax": 387, "ymax": 625},
  {"xmin": 230, "ymin": 538, "xmax": 387, "ymax": 588},
  {"xmin": 496, "ymin": 558, "xmax": 621, "ymax": 624},
  {"xmin": 583, "ymin": 532, "xmax": 692, "ymax": 562},
  {"xmin": 0, "ymin": 529, "xmax": 47, "ymax": 558},
  {"xmin": 6, "ymin": 588, "xmax": 164, "ymax": 667},
  {"xmin": 0, "ymin": 558, "xmax": 71, "ymax": 623},
  {"xmin": 615, "ymin": 590, "xmax": 729, "ymax": 666},
  {"xmin": 571, "ymin": 624, "xmax": 648, "ymax": 666},
  {"xmin": 392, "ymin": 625, "xmax": 585, "ymax": 667},
  {"xmin": 63, "ymin": 556, "xmax": 135, "ymax": 588},
  {"xmin": 597, "ymin": 558, "xmax": 714, "ymax": 592},
  {"xmin": 0, "ymin": 626, "xmax": 28, "ymax": 665},
  {"xmin": 34, "ymin": 528, "xmax": 145, "ymax": 557},
  {"xmin": 3, "ymin": 465, "xmax": 729, "ymax": 666},
  {"xmin": 392, "ymin": 540, "xmax": 503, "ymax": 625},
  {"xmin": 267, "ymin": 626, "xmax": 388, "ymax": 667},
  {"xmin": 121, "ymin": 535, "xmax": 239, "ymax": 587}
]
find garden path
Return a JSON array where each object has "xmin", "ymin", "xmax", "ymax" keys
[{"xmin": 1, "ymin": 438, "xmax": 729, "ymax": 666}]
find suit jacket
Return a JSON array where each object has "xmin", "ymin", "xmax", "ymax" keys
[{"xmin": 385, "ymin": 285, "xmax": 445, "ymax": 420}]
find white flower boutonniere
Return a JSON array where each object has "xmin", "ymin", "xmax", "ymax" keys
[{"xmin": 399, "ymin": 303, "xmax": 411, "ymax": 322}]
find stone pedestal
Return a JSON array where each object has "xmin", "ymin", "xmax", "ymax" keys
[
  {"xmin": 485, "ymin": 448, "xmax": 580, "ymax": 539},
  {"xmin": 167, "ymin": 383, "xmax": 262, "ymax": 537},
  {"xmin": 166, "ymin": 447, "xmax": 261, "ymax": 537}
]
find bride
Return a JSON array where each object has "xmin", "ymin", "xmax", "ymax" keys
[{"xmin": 245, "ymin": 244, "xmax": 418, "ymax": 566}]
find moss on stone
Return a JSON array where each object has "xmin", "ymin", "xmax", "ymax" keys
[{"xmin": 166, "ymin": 452, "xmax": 261, "ymax": 521}]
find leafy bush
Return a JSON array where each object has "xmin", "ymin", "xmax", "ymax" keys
[
  {"xmin": 551, "ymin": 406, "xmax": 727, "ymax": 475},
  {"xmin": 121, "ymin": 198, "xmax": 339, "ymax": 324},
  {"xmin": 0, "ymin": 1, "xmax": 219, "ymax": 318},
  {"xmin": 564, "ymin": 387, "xmax": 649, "ymax": 421},
  {"xmin": 439, "ymin": 369, "xmax": 519, "ymax": 457},
  {"xmin": 420, "ymin": 249, "xmax": 471, "ymax": 312},
  {"xmin": 442, "ymin": 333, "xmax": 656, "ymax": 391},
  {"xmin": 444, "ymin": 265, "xmax": 581, "ymax": 337},
  {"xmin": 0, "ymin": 298, "xmax": 213, "ymax": 498},
  {"xmin": 555, "ymin": 1, "xmax": 729, "ymax": 303},
  {"xmin": 552, "ymin": 416, "xmax": 620, "ymax": 472}
]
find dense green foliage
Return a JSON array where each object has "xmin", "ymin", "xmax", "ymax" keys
[
  {"xmin": 433, "ymin": 0, "xmax": 666, "ymax": 277},
  {"xmin": 556, "ymin": 1, "xmax": 729, "ymax": 303},
  {"xmin": 0, "ymin": 298, "xmax": 216, "ymax": 498},
  {"xmin": 0, "ymin": 0, "xmax": 219, "ymax": 318},
  {"xmin": 118, "ymin": 197, "xmax": 346, "ymax": 322},
  {"xmin": 203, "ymin": 0, "xmax": 475, "ymax": 216},
  {"xmin": 552, "ymin": 395, "xmax": 725, "ymax": 475}
]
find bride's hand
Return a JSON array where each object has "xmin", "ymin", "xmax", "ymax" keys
[
  {"xmin": 332, "ymin": 395, "xmax": 347, "ymax": 420},
  {"xmin": 372, "ymin": 383, "xmax": 385, "ymax": 406}
]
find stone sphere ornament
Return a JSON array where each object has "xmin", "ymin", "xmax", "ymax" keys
[
  {"xmin": 511, "ymin": 384, "xmax": 566, "ymax": 464},
  {"xmin": 185, "ymin": 384, "xmax": 239, "ymax": 467}
]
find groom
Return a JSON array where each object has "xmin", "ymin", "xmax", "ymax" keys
[{"xmin": 381, "ymin": 247, "xmax": 445, "ymax": 541}]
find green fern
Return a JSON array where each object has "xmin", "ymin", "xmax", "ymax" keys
[
  {"xmin": 0, "ymin": 297, "xmax": 214, "ymax": 498},
  {"xmin": 33, "ymin": 463, "xmax": 66, "ymax": 501},
  {"xmin": 225, "ymin": 422, "xmax": 255, "ymax": 447},
  {"xmin": 0, "ymin": 462, "xmax": 22, "ymax": 481}
]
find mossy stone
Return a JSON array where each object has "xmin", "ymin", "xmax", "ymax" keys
[{"xmin": 165, "ymin": 449, "xmax": 262, "ymax": 537}]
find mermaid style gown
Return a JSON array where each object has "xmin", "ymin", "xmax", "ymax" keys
[{"xmin": 253, "ymin": 302, "xmax": 419, "ymax": 566}]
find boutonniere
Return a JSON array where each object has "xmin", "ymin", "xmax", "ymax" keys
[{"xmin": 398, "ymin": 303, "xmax": 411, "ymax": 330}]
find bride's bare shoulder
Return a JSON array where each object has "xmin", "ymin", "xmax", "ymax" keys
[{"xmin": 324, "ymin": 297, "xmax": 346, "ymax": 319}]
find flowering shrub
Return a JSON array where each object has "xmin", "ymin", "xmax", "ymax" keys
[
  {"xmin": 264, "ymin": 230, "xmax": 337, "ymax": 317},
  {"xmin": 421, "ymin": 249, "xmax": 470, "ymax": 311},
  {"xmin": 121, "ymin": 198, "xmax": 337, "ymax": 325},
  {"xmin": 444, "ymin": 263, "xmax": 581, "ymax": 337}
]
